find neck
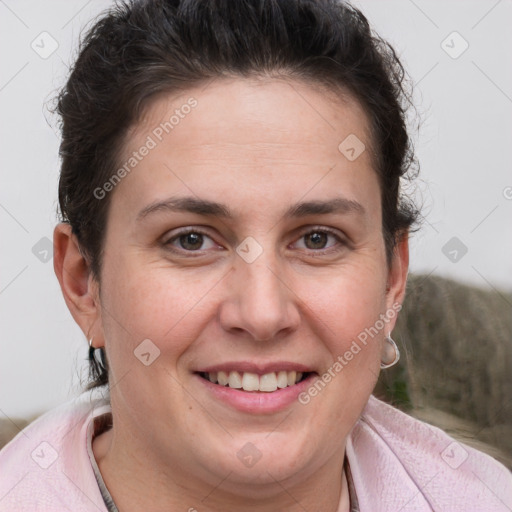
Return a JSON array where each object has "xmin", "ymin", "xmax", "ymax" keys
[{"xmin": 93, "ymin": 426, "xmax": 347, "ymax": 512}]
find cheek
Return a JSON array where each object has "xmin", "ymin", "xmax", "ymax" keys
[
  {"xmin": 293, "ymin": 265, "xmax": 388, "ymax": 412},
  {"xmin": 297, "ymin": 263, "xmax": 387, "ymax": 348},
  {"xmin": 98, "ymin": 255, "xmax": 223, "ymax": 369},
  {"xmin": 288, "ymin": 265, "xmax": 386, "ymax": 438}
]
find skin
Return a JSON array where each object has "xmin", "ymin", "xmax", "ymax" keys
[{"xmin": 54, "ymin": 77, "xmax": 408, "ymax": 512}]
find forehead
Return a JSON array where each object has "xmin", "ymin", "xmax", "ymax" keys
[
  {"xmin": 132, "ymin": 76, "xmax": 372, "ymax": 155},
  {"xmin": 112, "ymin": 77, "xmax": 379, "ymax": 221}
]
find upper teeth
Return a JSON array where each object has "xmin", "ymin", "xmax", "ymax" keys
[{"xmin": 206, "ymin": 370, "xmax": 304, "ymax": 392}]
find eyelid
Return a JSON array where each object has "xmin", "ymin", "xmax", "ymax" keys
[
  {"xmin": 290, "ymin": 225, "xmax": 349, "ymax": 252},
  {"xmin": 293, "ymin": 225, "xmax": 347, "ymax": 242},
  {"xmin": 162, "ymin": 226, "xmax": 224, "ymax": 253}
]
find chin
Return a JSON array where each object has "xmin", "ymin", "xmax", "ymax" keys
[{"xmin": 196, "ymin": 430, "xmax": 322, "ymax": 489}]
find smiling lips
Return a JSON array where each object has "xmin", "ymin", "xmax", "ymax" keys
[
  {"xmin": 196, "ymin": 364, "xmax": 317, "ymax": 413},
  {"xmin": 200, "ymin": 370, "xmax": 307, "ymax": 392}
]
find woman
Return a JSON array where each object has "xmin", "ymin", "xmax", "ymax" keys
[{"xmin": 1, "ymin": 0, "xmax": 510, "ymax": 510}]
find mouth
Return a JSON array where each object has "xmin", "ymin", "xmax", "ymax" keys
[
  {"xmin": 197, "ymin": 370, "xmax": 312, "ymax": 392},
  {"xmin": 194, "ymin": 362, "xmax": 318, "ymax": 413}
]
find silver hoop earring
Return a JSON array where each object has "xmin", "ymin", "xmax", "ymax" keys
[
  {"xmin": 380, "ymin": 335, "xmax": 400, "ymax": 369},
  {"xmin": 88, "ymin": 337, "xmax": 94, "ymax": 348}
]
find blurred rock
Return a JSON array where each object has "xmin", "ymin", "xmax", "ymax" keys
[
  {"xmin": 376, "ymin": 273, "xmax": 512, "ymax": 469},
  {"xmin": 0, "ymin": 417, "xmax": 31, "ymax": 450}
]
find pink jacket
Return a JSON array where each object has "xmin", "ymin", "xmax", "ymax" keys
[{"xmin": 1, "ymin": 392, "xmax": 511, "ymax": 511}]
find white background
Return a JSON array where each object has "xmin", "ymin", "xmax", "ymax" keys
[{"xmin": 1, "ymin": 0, "xmax": 511, "ymax": 418}]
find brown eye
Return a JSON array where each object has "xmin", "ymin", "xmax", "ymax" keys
[
  {"xmin": 291, "ymin": 228, "xmax": 344, "ymax": 253},
  {"xmin": 165, "ymin": 229, "xmax": 218, "ymax": 252},
  {"xmin": 179, "ymin": 232, "xmax": 204, "ymax": 250},
  {"xmin": 304, "ymin": 232, "xmax": 328, "ymax": 249}
]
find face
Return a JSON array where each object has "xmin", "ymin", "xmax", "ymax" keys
[{"xmin": 87, "ymin": 78, "xmax": 406, "ymax": 493}]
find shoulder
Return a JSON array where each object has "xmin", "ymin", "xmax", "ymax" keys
[
  {"xmin": 346, "ymin": 395, "xmax": 512, "ymax": 512},
  {"xmin": 0, "ymin": 390, "xmax": 110, "ymax": 511}
]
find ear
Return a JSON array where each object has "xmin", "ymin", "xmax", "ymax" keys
[
  {"xmin": 384, "ymin": 230, "xmax": 409, "ymax": 332},
  {"xmin": 53, "ymin": 223, "xmax": 104, "ymax": 348}
]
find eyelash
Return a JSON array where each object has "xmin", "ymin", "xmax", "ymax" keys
[
  {"xmin": 292, "ymin": 226, "xmax": 347, "ymax": 255},
  {"xmin": 163, "ymin": 226, "xmax": 347, "ymax": 256},
  {"xmin": 163, "ymin": 227, "xmax": 219, "ymax": 256}
]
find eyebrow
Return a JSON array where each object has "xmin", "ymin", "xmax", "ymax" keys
[
  {"xmin": 284, "ymin": 198, "xmax": 365, "ymax": 217},
  {"xmin": 136, "ymin": 196, "xmax": 365, "ymax": 221},
  {"xmin": 137, "ymin": 196, "xmax": 231, "ymax": 221}
]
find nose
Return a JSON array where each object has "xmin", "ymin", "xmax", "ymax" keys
[{"xmin": 218, "ymin": 254, "xmax": 301, "ymax": 342}]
